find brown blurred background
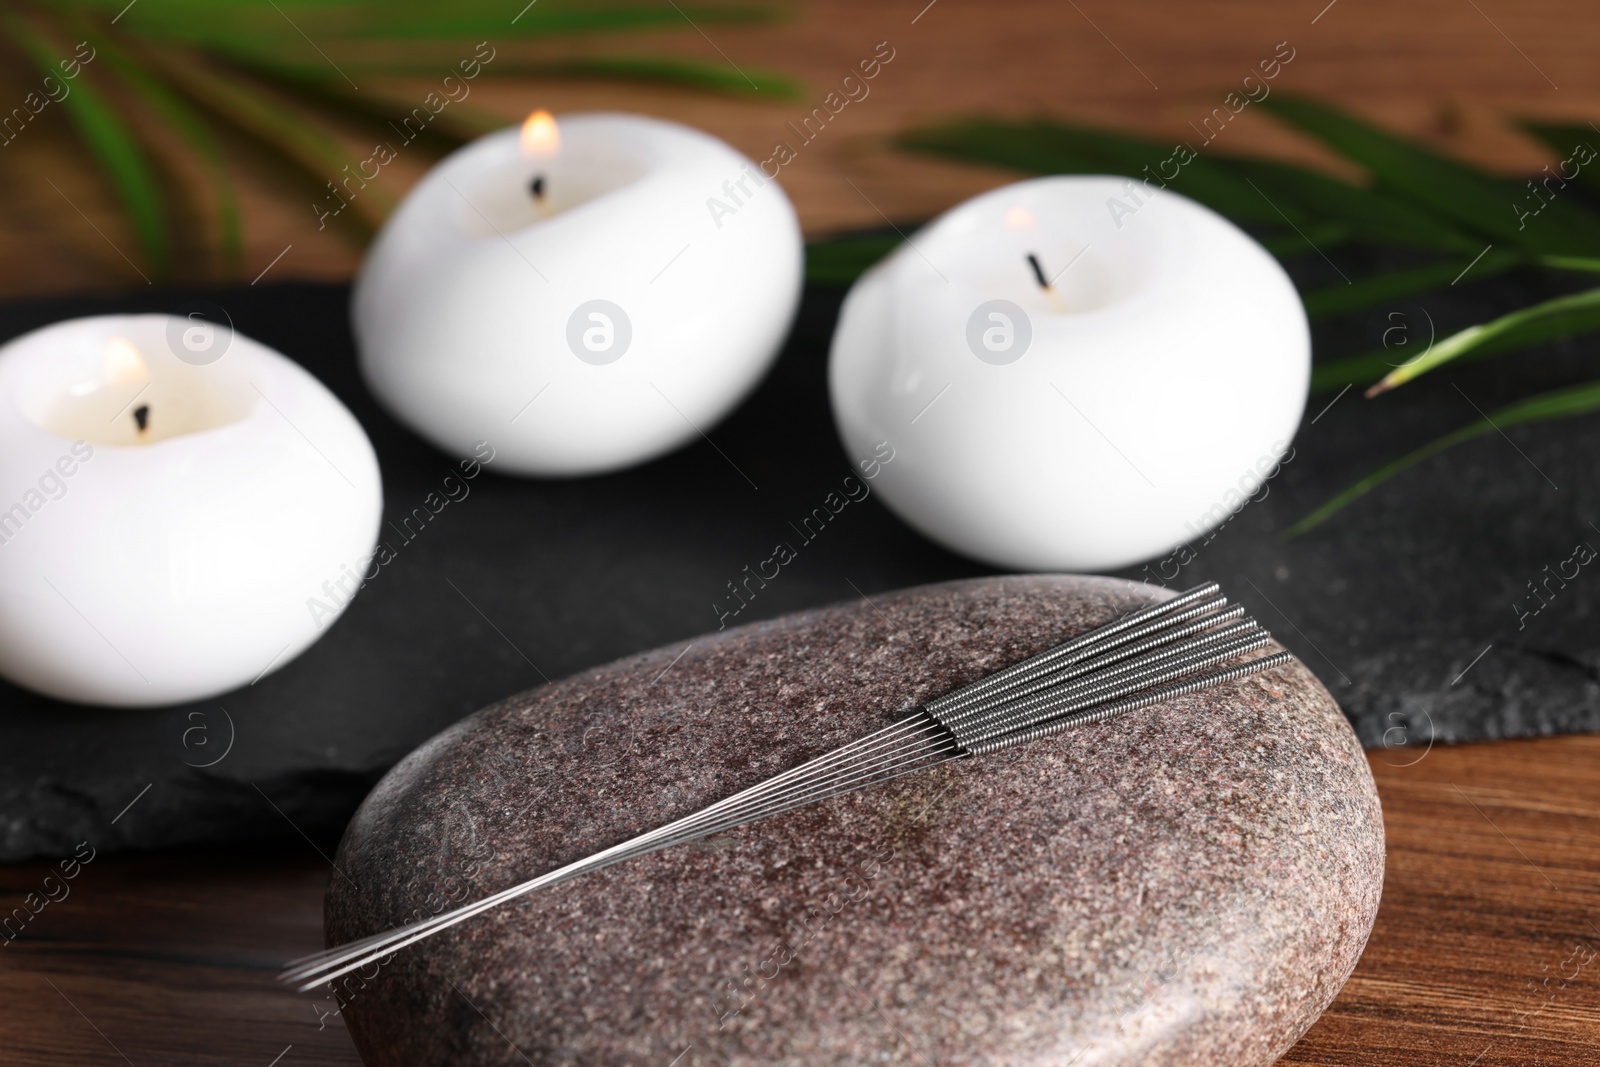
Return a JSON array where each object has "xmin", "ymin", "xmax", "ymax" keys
[{"xmin": 2, "ymin": 0, "xmax": 1595, "ymax": 298}]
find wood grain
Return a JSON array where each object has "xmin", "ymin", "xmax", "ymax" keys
[
  {"xmin": 1, "ymin": 735, "xmax": 1596, "ymax": 1065},
  {"xmin": 1282, "ymin": 734, "xmax": 1600, "ymax": 1067},
  {"xmin": 3, "ymin": 3, "xmax": 1599, "ymax": 1060},
  {"xmin": 3, "ymin": 0, "xmax": 1600, "ymax": 297}
]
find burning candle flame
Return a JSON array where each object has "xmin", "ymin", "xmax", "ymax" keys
[
  {"xmin": 1003, "ymin": 205, "xmax": 1036, "ymax": 231},
  {"xmin": 521, "ymin": 110, "xmax": 559, "ymax": 154},
  {"xmin": 103, "ymin": 336, "xmax": 149, "ymax": 388}
]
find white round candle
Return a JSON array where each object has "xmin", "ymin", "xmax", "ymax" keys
[
  {"xmin": 829, "ymin": 176, "xmax": 1309, "ymax": 572},
  {"xmin": 354, "ymin": 111, "xmax": 803, "ymax": 477},
  {"xmin": 0, "ymin": 315, "xmax": 382, "ymax": 706}
]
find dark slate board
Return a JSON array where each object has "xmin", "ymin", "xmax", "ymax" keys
[{"xmin": 1, "ymin": 257, "xmax": 1596, "ymax": 861}]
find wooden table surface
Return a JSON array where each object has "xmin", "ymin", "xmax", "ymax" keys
[
  {"xmin": 2, "ymin": 735, "xmax": 1596, "ymax": 1066},
  {"xmin": 4, "ymin": 0, "xmax": 1600, "ymax": 297},
  {"xmin": 4, "ymin": 2, "xmax": 1599, "ymax": 1063}
]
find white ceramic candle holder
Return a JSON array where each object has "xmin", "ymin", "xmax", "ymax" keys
[
  {"xmin": 354, "ymin": 111, "xmax": 804, "ymax": 477},
  {"xmin": 829, "ymin": 176, "xmax": 1309, "ymax": 571},
  {"xmin": 0, "ymin": 315, "xmax": 382, "ymax": 706}
]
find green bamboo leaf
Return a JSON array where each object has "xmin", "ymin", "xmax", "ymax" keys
[
  {"xmin": 4, "ymin": 15, "xmax": 170, "ymax": 276},
  {"xmin": 235, "ymin": 60, "xmax": 498, "ymax": 148},
  {"xmin": 1257, "ymin": 222, "xmax": 1348, "ymax": 258},
  {"xmin": 339, "ymin": 4, "xmax": 783, "ymax": 40},
  {"xmin": 149, "ymin": 53, "xmax": 394, "ymax": 230},
  {"xmin": 242, "ymin": 46, "xmax": 803, "ymax": 101},
  {"xmin": 1308, "ymin": 350, "xmax": 1399, "ymax": 394},
  {"xmin": 1301, "ymin": 249, "xmax": 1523, "ymax": 319},
  {"xmin": 89, "ymin": 36, "xmax": 244, "ymax": 273},
  {"xmin": 900, "ymin": 119, "xmax": 1293, "ymax": 226},
  {"xmin": 199, "ymin": 40, "xmax": 802, "ymax": 99},
  {"xmin": 1516, "ymin": 121, "xmax": 1600, "ymax": 197},
  {"xmin": 71, "ymin": 0, "xmax": 780, "ymax": 45},
  {"xmin": 45, "ymin": 1, "xmax": 793, "ymax": 103},
  {"xmin": 1260, "ymin": 95, "xmax": 1600, "ymax": 256},
  {"xmin": 899, "ymin": 116, "xmax": 1497, "ymax": 257},
  {"xmin": 1310, "ymin": 284, "xmax": 1600, "ymax": 394},
  {"xmin": 498, "ymin": 55, "xmax": 802, "ymax": 98},
  {"xmin": 1372, "ymin": 285, "xmax": 1600, "ymax": 394},
  {"xmin": 1540, "ymin": 254, "xmax": 1600, "ymax": 273},
  {"xmin": 1223, "ymin": 157, "xmax": 1480, "ymax": 253},
  {"xmin": 1284, "ymin": 379, "xmax": 1600, "ymax": 537}
]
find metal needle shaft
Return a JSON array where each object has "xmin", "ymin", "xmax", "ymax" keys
[{"xmin": 282, "ymin": 583, "xmax": 1291, "ymax": 988}]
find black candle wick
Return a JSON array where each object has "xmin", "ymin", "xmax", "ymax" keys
[
  {"xmin": 529, "ymin": 175, "xmax": 546, "ymax": 200},
  {"xmin": 133, "ymin": 404, "xmax": 150, "ymax": 433},
  {"xmin": 1026, "ymin": 252, "xmax": 1051, "ymax": 290}
]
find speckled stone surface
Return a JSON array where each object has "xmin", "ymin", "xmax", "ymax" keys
[{"xmin": 327, "ymin": 575, "xmax": 1384, "ymax": 1066}]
